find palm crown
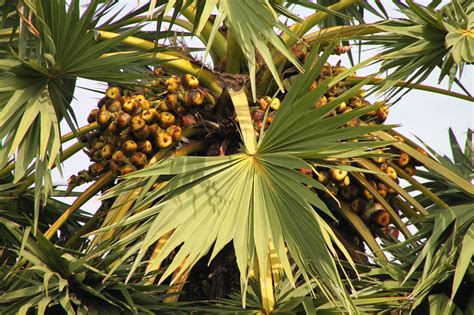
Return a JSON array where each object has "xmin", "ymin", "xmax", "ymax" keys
[{"xmin": 0, "ymin": 1, "xmax": 472, "ymax": 314}]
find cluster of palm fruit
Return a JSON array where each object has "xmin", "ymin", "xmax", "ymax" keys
[{"xmin": 68, "ymin": 70, "xmax": 215, "ymax": 191}]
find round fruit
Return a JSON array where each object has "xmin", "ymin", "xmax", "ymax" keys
[
  {"xmin": 133, "ymin": 125, "xmax": 151, "ymax": 140},
  {"xmin": 350, "ymin": 198, "xmax": 366, "ymax": 214},
  {"xmin": 155, "ymin": 131, "xmax": 173, "ymax": 149},
  {"xmin": 122, "ymin": 99, "xmax": 140, "ymax": 115},
  {"xmin": 119, "ymin": 164, "xmax": 137, "ymax": 175},
  {"xmin": 159, "ymin": 112, "xmax": 175, "ymax": 127},
  {"xmin": 385, "ymin": 166, "xmax": 398, "ymax": 180},
  {"xmin": 166, "ymin": 125, "xmax": 182, "ymax": 142},
  {"xmin": 137, "ymin": 140, "xmax": 153, "ymax": 156},
  {"xmin": 108, "ymin": 121, "xmax": 120, "ymax": 135},
  {"xmin": 106, "ymin": 99, "xmax": 122, "ymax": 113},
  {"xmin": 404, "ymin": 165, "xmax": 416, "ymax": 176},
  {"xmin": 165, "ymin": 75, "xmax": 181, "ymax": 92},
  {"xmin": 115, "ymin": 112, "xmax": 130, "ymax": 129},
  {"xmin": 96, "ymin": 109, "xmax": 112, "ymax": 126},
  {"xmin": 270, "ymin": 98, "xmax": 281, "ymax": 111},
  {"xmin": 130, "ymin": 152, "xmax": 148, "ymax": 168},
  {"xmin": 142, "ymin": 108, "xmax": 159, "ymax": 124},
  {"xmin": 184, "ymin": 89, "xmax": 203, "ymax": 107},
  {"xmin": 112, "ymin": 150, "xmax": 127, "ymax": 165},
  {"xmin": 330, "ymin": 168, "xmax": 348, "ymax": 182},
  {"xmin": 183, "ymin": 74, "xmax": 199, "ymax": 88},
  {"xmin": 87, "ymin": 109, "xmax": 99, "ymax": 123},
  {"xmin": 122, "ymin": 140, "xmax": 138, "ymax": 156},
  {"xmin": 101, "ymin": 144, "xmax": 114, "ymax": 160},
  {"xmin": 258, "ymin": 96, "xmax": 271, "ymax": 111},
  {"xmin": 316, "ymin": 170, "xmax": 329, "ymax": 185},
  {"xmin": 106, "ymin": 86, "xmax": 122, "ymax": 99},
  {"xmin": 130, "ymin": 116, "xmax": 146, "ymax": 132}
]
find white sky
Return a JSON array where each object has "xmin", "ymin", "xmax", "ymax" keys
[{"xmin": 55, "ymin": 0, "xmax": 473, "ymax": 212}]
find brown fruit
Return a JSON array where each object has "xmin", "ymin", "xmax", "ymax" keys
[
  {"xmin": 109, "ymin": 161, "xmax": 120, "ymax": 173},
  {"xmin": 142, "ymin": 108, "xmax": 159, "ymax": 124},
  {"xmin": 130, "ymin": 116, "xmax": 146, "ymax": 132},
  {"xmin": 404, "ymin": 165, "xmax": 416, "ymax": 176},
  {"xmin": 375, "ymin": 106, "xmax": 389, "ymax": 124},
  {"xmin": 166, "ymin": 125, "xmax": 182, "ymax": 142},
  {"xmin": 339, "ymin": 185, "xmax": 359, "ymax": 201},
  {"xmin": 87, "ymin": 109, "xmax": 99, "ymax": 123},
  {"xmin": 119, "ymin": 164, "xmax": 136, "ymax": 175},
  {"xmin": 184, "ymin": 89, "xmax": 203, "ymax": 107},
  {"xmin": 398, "ymin": 152, "xmax": 411, "ymax": 167},
  {"xmin": 153, "ymin": 67, "xmax": 164, "ymax": 76},
  {"xmin": 133, "ymin": 125, "xmax": 151, "ymax": 140},
  {"xmin": 333, "ymin": 65, "xmax": 348, "ymax": 76},
  {"xmin": 130, "ymin": 152, "xmax": 148, "ymax": 168},
  {"xmin": 182, "ymin": 114, "xmax": 197, "ymax": 126},
  {"xmin": 148, "ymin": 123, "xmax": 160, "ymax": 134},
  {"xmin": 122, "ymin": 99, "xmax": 140, "ymax": 115},
  {"xmin": 165, "ymin": 93, "xmax": 180, "ymax": 109},
  {"xmin": 159, "ymin": 112, "xmax": 175, "ymax": 127},
  {"xmin": 377, "ymin": 182, "xmax": 389, "ymax": 198},
  {"xmin": 413, "ymin": 147, "xmax": 429, "ymax": 166},
  {"xmin": 137, "ymin": 140, "xmax": 153, "ymax": 156},
  {"xmin": 252, "ymin": 109, "xmax": 265, "ymax": 122},
  {"xmin": 115, "ymin": 112, "xmax": 130, "ymax": 129},
  {"xmin": 350, "ymin": 198, "xmax": 367, "ymax": 214},
  {"xmin": 101, "ymin": 144, "xmax": 114, "ymax": 160},
  {"xmin": 321, "ymin": 63, "xmax": 332, "ymax": 77},
  {"xmin": 112, "ymin": 150, "xmax": 127, "ymax": 165},
  {"xmin": 350, "ymin": 96, "xmax": 364, "ymax": 109},
  {"xmin": 122, "ymin": 140, "xmax": 138, "ymax": 156},
  {"xmin": 88, "ymin": 162, "xmax": 105, "ymax": 175},
  {"xmin": 96, "ymin": 109, "xmax": 112, "ymax": 126},
  {"xmin": 325, "ymin": 182, "xmax": 338, "ymax": 197},
  {"xmin": 106, "ymin": 86, "xmax": 122, "ymax": 99},
  {"xmin": 330, "ymin": 168, "xmax": 348, "ymax": 181},
  {"xmin": 183, "ymin": 74, "xmax": 199, "ymax": 88}
]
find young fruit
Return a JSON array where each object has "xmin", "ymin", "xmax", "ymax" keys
[
  {"xmin": 130, "ymin": 152, "xmax": 148, "ymax": 168},
  {"xmin": 330, "ymin": 168, "xmax": 348, "ymax": 182},
  {"xmin": 122, "ymin": 140, "xmax": 138, "ymax": 156},
  {"xmin": 314, "ymin": 95, "xmax": 328, "ymax": 108},
  {"xmin": 106, "ymin": 86, "xmax": 122, "ymax": 99},
  {"xmin": 377, "ymin": 182, "xmax": 389, "ymax": 198},
  {"xmin": 155, "ymin": 131, "xmax": 173, "ymax": 148},
  {"xmin": 166, "ymin": 125, "xmax": 182, "ymax": 142},
  {"xmin": 375, "ymin": 106, "xmax": 389, "ymax": 124},
  {"xmin": 270, "ymin": 98, "xmax": 281, "ymax": 111},
  {"xmin": 87, "ymin": 109, "xmax": 99, "ymax": 123},
  {"xmin": 184, "ymin": 89, "xmax": 203, "ymax": 107},
  {"xmin": 159, "ymin": 112, "xmax": 176, "ymax": 127},
  {"xmin": 115, "ymin": 112, "xmax": 130, "ymax": 129},
  {"xmin": 106, "ymin": 99, "xmax": 122, "ymax": 113},
  {"xmin": 122, "ymin": 99, "xmax": 140, "ymax": 115},
  {"xmin": 385, "ymin": 166, "xmax": 398, "ymax": 180},
  {"xmin": 337, "ymin": 175, "xmax": 351, "ymax": 187},
  {"xmin": 96, "ymin": 109, "xmax": 112, "ymax": 126},
  {"xmin": 89, "ymin": 162, "xmax": 105, "ymax": 176},
  {"xmin": 133, "ymin": 125, "xmax": 151, "ymax": 140},
  {"xmin": 258, "ymin": 96, "xmax": 271, "ymax": 111},
  {"xmin": 153, "ymin": 67, "xmax": 164, "ymax": 76},
  {"xmin": 141, "ymin": 108, "xmax": 160, "ymax": 124},
  {"xmin": 101, "ymin": 144, "xmax": 114, "ymax": 160},
  {"xmin": 252, "ymin": 109, "xmax": 265, "ymax": 122},
  {"xmin": 119, "ymin": 164, "xmax": 137, "ymax": 175},
  {"xmin": 339, "ymin": 185, "xmax": 358, "ymax": 201},
  {"xmin": 398, "ymin": 152, "xmax": 411, "ymax": 167},
  {"xmin": 112, "ymin": 150, "xmax": 127, "ymax": 165},
  {"xmin": 147, "ymin": 123, "xmax": 160, "ymax": 134},
  {"xmin": 404, "ymin": 165, "xmax": 416, "ymax": 176},
  {"xmin": 165, "ymin": 75, "xmax": 181, "ymax": 92},
  {"xmin": 336, "ymin": 101, "xmax": 347, "ymax": 113},
  {"xmin": 183, "ymin": 74, "xmax": 199, "ymax": 88},
  {"xmin": 137, "ymin": 140, "xmax": 153, "ymax": 156},
  {"xmin": 165, "ymin": 93, "xmax": 180, "ymax": 109},
  {"xmin": 130, "ymin": 116, "xmax": 146, "ymax": 132}
]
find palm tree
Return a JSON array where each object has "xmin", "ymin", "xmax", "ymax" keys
[{"xmin": 0, "ymin": 1, "xmax": 472, "ymax": 314}]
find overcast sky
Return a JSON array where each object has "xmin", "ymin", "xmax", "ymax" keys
[{"xmin": 55, "ymin": 0, "xmax": 472, "ymax": 211}]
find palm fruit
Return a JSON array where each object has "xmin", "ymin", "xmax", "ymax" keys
[
  {"xmin": 122, "ymin": 99, "xmax": 140, "ymax": 115},
  {"xmin": 314, "ymin": 95, "xmax": 328, "ymax": 108},
  {"xmin": 383, "ymin": 225, "xmax": 400, "ymax": 239},
  {"xmin": 87, "ymin": 109, "xmax": 99, "ymax": 123},
  {"xmin": 363, "ymin": 203, "xmax": 390, "ymax": 228},
  {"xmin": 258, "ymin": 96, "xmax": 271, "ymax": 111},
  {"xmin": 141, "ymin": 108, "xmax": 160, "ymax": 124},
  {"xmin": 321, "ymin": 63, "xmax": 332, "ymax": 77},
  {"xmin": 413, "ymin": 147, "xmax": 429, "ymax": 166},
  {"xmin": 147, "ymin": 123, "xmax": 160, "ymax": 134},
  {"xmin": 330, "ymin": 168, "xmax": 348, "ymax": 182},
  {"xmin": 339, "ymin": 185, "xmax": 359, "ymax": 201},
  {"xmin": 165, "ymin": 93, "xmax": 180, "ymax": 109},
  {"xmin": 122, "ymin": 140, "xmax": 138, "ymax": 156},
  {"xmin": 115, "ymin": 112, "xmax": 130, "ymax": 129},
  {"xmin": 106, "ymin": 99, "xmax": 122, "ymax": 113},
  {"xmin": 112, "ymin": 150, "xmax": 127, "ymax": 165},
  {"xmin": 252, "ymin": 109, "xmax": 265, "ymax": 122},
  {"xmin": 316, "ymin": 170, "xmax": 330, "ymax": 185},
  {"xmin": 362, "ymin": 181, "xmax": 377, "ymax": 200},
  {"xmin": 270, "ymin": 97, "xmax": 281, "ymax": 111},
  {"xmin": 106, "ymin": 86, "xmax": 122, "ymax": 99},
  {"xmin": 158, "ymin": 100, "xmax": 170, "ymax": 112},
  {"xmin": 166, "ymin": 125, "xmax": 182, "ymax": 142},
  {"xmin": 119, "ymin": 164, "xmax": 137, "ymax": 175},
  {"xmin": 155, "ymin": 130, "xmax": 173, "ymax": 149},
  {"xmin": 376, "ymin": 182, "xmax": 389, "ymax": 198},
  {"xmin": 133, "ymin": 125, "xmax": 151, "ymax": 140},
  {"xmin": 350, "ymin": 198, "xmax": 367, "ymax": 214},
  {"xmin": 137, "ymin": 140, "xmax": 153, "ymax": 156},
  {"xmin": 337, "ymin": 175, "xmax": 351, "ymax": 187},
  {"xmin": 153, "ymin": 67, "xmax": 164, "ymax": 76},
  {"xmin": 101, "ymin": 143, "xmax": 114, "ymax": 160},
  {"xmin": 333, "ymin": 65, "xmax": 348, "ymax": 76},
  {"xmin": 96, "ymin": 109, "xmax": 113, "ymax": 126},
  {"xmin": 384, "ymin": 166, "xmax": 397, "ymax": 180},
  {"xmin": 309, "ymin": 81, "xmax": 318, "ymax": 91},
  {"xmin": 130, "ymin": 116, "xmax": 146, "ymax": 132},
  {"xmin": 375, "ymin": 105, "xmax": 389, "ymax": 124},
  {"xmin": 88, "ymin": 162, "xmax": 105, "ymax": 176},
  {"xmin": 133, "ymin": 94, "xmax": 151, "ymax": 110},
  {"xmin": 184, "ymin": 89, "xmax": 203, "ymax": 107},
  {"xmin": 404, "ymin": 165, "xmax": 416, "ymax": 176},
  {"xmin": 159, "ymin": 112, "xmax": 175, "ymax": 127},
  {"xmin": 398, "ymin": 152, "xmax": 411, "ymax": 167},
  {"xmin": 130, "ymin": 152, "xmax": 148, "ymax": 168},
  {"xmin": 182, "ymin": 114, "xmax": 197, "ymax": 126},
  {"xmin": 299, "ymin": 168, "xmax": 313, "ymax": 177},
  {"xmin": 165, "ymin": 75, "xmax": 181, "ymax": 92},
  {"xmin": 183, "ymin": 74, "xmax": 199, "ymax": 88},
  {"xmin": 336, "ymin": 101, "xmax": 347, "ymax": 113},
  {"xmin": 109, "ymin": 161, "xmax": 120, "ymax": 173},
  {"xmin": 349, "ymin": 96, "xmax": 364, "ymax": 109}
]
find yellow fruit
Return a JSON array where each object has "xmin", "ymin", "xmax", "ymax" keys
[
  {"xmin": 133, "ymin": 125, "xmax": 151, "ymax": 140},
  {"xmin": 316, "ymin": 170, "xmax": 329, "ymax": 185},
  {"xmin": 112, "ymin": 150, "xmax": 127, "ymax": 165},
  {"xmin": 106, "ymin": 99, "xmax": 122, "ymax": 113},
  {"xmin": 130, "ymin": 116, "xmax": 146, "ymax": 132},
  {"xmin": 115, "ymin": 112, "xmax": 130, "ymax": 129},
  {"xmin": 314, "ymin": 95, "xmax": 328, "ymax": 108},
  {"xmin": 270, "ymin": 98, "xmax": 281, "ymax": 111},
  {"xmin": 166, "ymin": 125, "xmax": 182, "ymax": 142},
  {"xmin": 106, "ymin": 86, "xmax": 122, "ymax": 99},
  {"xmin": 155, "ymin": 131, "xmax": 173, "ymax": 148},
  {"xmin": 101, "ymin": 144, "xmax": 114, "ymax": 160},
  {"xmin": 137, "ymin": 140, "xmax": 153, "ymax": 156},
  {"xmin": 119, "ymin": 164, "xmax": 136, "ymax": 175},
  {"xmin": 336, "ymin": 101, "xmax": 347, "ymax": 113},
  {"xmin": 122, "ymin": 99, "xmax": 140, "ymax": 115},
  {"xmin": 165, "ymin": 75, "xmax": 181, "ymax": 92},
  {"xmin": 258, "ymin": 96, "xmax": 271, "ymax": 111},
  {"xmin": 130, "ymin": 152, "xmax": 148, "ymax": 168},
  {"xmin": 398, "ymin": 152, "xmax": 411, "ymax": 167},
  {"xmin": 141, "ymin": 108, "xmax": 159, "ymax": 124},
  {"xmin": 96, "ymin": 110, "xmax": 112, "ymax": 126},
  {"xmin": 159, "ymin": 112, "xmax": 175, "ymax": 127},
  {"xmin": 184, "ymin": 89, "xmax": 203, "ymax": 107},
  {"xmin": 330, "ymin": 168, "xmax": 348, "ymax": 181},
  {"xmin": 385, "ymin": 166, "xmax": 397, "ymax": 180},
  {"xmin": 153, "ymin": 67, "xmax": 164, "ymax": 76},
  {"xmin": 183, "ymin": 74, "xmax": 199, "ymax": 88}
]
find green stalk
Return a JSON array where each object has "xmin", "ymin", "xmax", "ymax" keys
[
  {"xmin": 282, "ymin": 0, "xmax": 360, "ymax": 48},
  {"xmin": 225, "ymin": 32, "xmax": 243, "ymax": 74},
  {"xmin": 346, "ymin": 77, "xmax": 474, "ymax": 102},
  {"xmin": 98, "ymin": 31, "xmax": 223, "ymax": 94}
]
